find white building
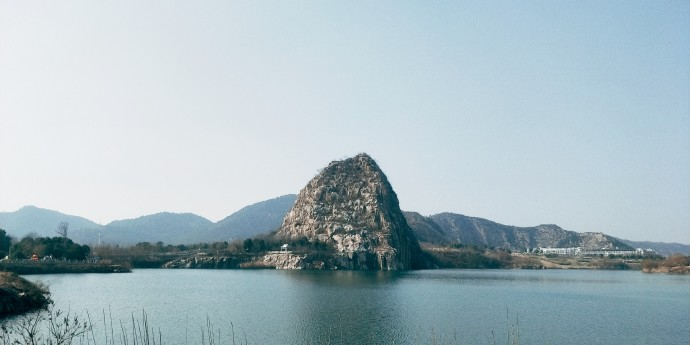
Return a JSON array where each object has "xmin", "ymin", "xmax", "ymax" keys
[{"xmin": 538, "ymin": 247, "xmax": 656, "ymax": 257}]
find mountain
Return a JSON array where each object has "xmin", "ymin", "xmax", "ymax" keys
[
  {"xmin": 411, "ymin": 212, "xmax": 634, "ymax": 252},
  {"xmin": 74, "ymin": 212, "xmax": 214, "ymax": 245},
  {"xmin": 3, "ymin": 198, "xmax": 685, "ymax": 254},
  {"xmin": 620, "ymin": 240, "xmax": 689, "ymax": 257},
  {"xmin": 276, "ymin": 153, "xmax": 426, "ymax": 270},
  {"xmin": 0, "ymin": 206, "xmax": 99, "ymax": 239},
  {"xmin": 402, "ymin": 212, "xmax": 448, "ymax": 244},
  {"xmin": 69, "ymin": 196, "xmax": 298, "ymax": 245},
  {"xmin": 202, "ymin": 195, "xmax": 297, "ymax": 243}
]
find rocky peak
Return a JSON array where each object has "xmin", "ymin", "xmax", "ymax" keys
[{"xmin": 276, "ymin": 153, "xmax": 424, "ymax": 270}]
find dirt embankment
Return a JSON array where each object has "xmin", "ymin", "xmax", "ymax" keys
[
  {"xmin": 0, "ymin": 261, "xmax": 130, "ymax": 275},
  {"xmin": 0, "ymin": 272, "xmax": 51, "ymax": 318},
  {"xmin": 643, "ymin": 266, "xmax": 690, "ymax": 274}
]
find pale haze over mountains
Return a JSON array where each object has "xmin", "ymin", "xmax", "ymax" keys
[{"xmin": 1, "ymin": 196, "xmax": 686, "ymax": 257}]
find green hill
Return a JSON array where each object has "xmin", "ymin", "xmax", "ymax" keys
[
  {"xmin": 0, "ymin": 206, "xmax": 99, "ymax": 239},
  {"xmin": 201, "ymin": 194, "xmax": 297, "ymax": 243}
]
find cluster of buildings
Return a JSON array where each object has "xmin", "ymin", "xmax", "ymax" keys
[{"xmin": 534, "ymin": 247, "xmax": 657, "ymax": 257}]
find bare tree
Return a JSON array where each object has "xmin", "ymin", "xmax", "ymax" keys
[{"xmin": 56, "ymin": 222, "xmax": 69, "ymax": 239}]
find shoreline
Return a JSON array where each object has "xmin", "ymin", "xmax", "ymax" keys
[
  {"xmin": 0, "ymin": 261, "xmax": 131, "ymax": 275},
  {"xmin": 0, "ymin": 272, "xmax": 51, "ymax": 318},
  {"xmin": 3, "ymin": 254, "xmax": 685, "ymax": 274}
]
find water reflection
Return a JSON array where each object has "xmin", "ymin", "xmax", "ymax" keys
[
  {"xmin": 22, "ymin": 269, "xmax": 689, "ymax": 345},
  {"xmin": 404, "ymin": 269, "xmax": 632, "ymax": 286},
  {"xmin": 282, "ymin": 269, "xmax": 404, "ymax": 286},
  {"xmin": 280, "ymin": 270, "xmax": 404, "ymax": 345}
]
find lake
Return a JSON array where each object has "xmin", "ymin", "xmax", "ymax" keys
[{"xmin": 25, "ymin": 269, "xmax": 689, "ymax": 345}]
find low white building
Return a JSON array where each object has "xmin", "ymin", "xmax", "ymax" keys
[
  {"xmin": 538, "ymin": 247, "xmax": 656, "ymax": 257},
  {"xmin": 539, "ymin": 247, "xmax": 581, "ymax": 255}
]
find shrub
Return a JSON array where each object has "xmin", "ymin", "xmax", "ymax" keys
[{"xmin": 662, "ymin": 255, "xmax": 690, "ymax": 268}]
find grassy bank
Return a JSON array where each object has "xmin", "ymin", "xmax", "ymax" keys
[{"xmin": 0, "ymin": 272, "xmax": 51, "ymax": 318}]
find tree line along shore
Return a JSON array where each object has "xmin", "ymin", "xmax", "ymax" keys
[{"xmin": 2, "ymin": 228, "xmax": 688, "ymax": 275}]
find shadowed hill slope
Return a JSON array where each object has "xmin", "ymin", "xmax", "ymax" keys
[{"xmin": 203, "ymin": 194, "xmax": 297, "ymax": 243}]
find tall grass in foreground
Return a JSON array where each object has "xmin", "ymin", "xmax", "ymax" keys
[
  {"xmin": 1, "ymin": 308, "xmax": 531, "ymax": 345},
  {"xmin": 0, "ymin": 308, "xmax": 248, "ymax": 345}
]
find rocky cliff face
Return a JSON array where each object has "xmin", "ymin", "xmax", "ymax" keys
[
  {"xmin": 420, "ymin": 213, "xmax": 633, "ymax": 251},
  {"xmin": 260, "ymin": 253, "xmax": 307, "ymax": 269},
  {"xmin": 163, "ymin": 255, "xmax": 246, "ymax": 269},
  {"xmin": 276, "ymin": 154, "xmax": 424, "ymax": 270}
]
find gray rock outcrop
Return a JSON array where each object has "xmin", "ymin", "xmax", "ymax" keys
[
  {"xmin": 260, "ymin": 253, "xmax": 305, "ymax": 269},
  {"xmin": 276, "ymin": 153, "xmax": 425, "ymax": 270},
  {"xmin": 163, "ymin": 255, "xmax": 250, "ymax": 269}
]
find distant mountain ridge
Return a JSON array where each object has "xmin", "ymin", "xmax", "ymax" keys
[
  {"xmin": 71, "ymin": 212, "xmax": 213, "ymax": 245},
  {"xmin": 0, "ymin": 206, "xmax": 99, "ymax": 238},
  {"xmin": 1, "ymin": 196, "xmax": 298, "ymax": 245},
  {"xmin": 402, "ymin": 212, "xmax": 687, "ymax": 256},
  {"xmin": 1, "ymin": 197, "xmax": 687, "ymax": 256},
  {"xmin": 205, "ymin": 195, "xmax": 297, "ymax": 243},
  {"xmin": 404, "ymin": 212, "xmax": 633, "ymax": 251},
  {"xmin": 619, "ymin": 240, "xmax": 689, "ymax": 257}
]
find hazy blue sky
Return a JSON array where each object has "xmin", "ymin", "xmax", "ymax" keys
[{"xmin": 1, "ymin": 1, "xmax": 688, "ymax": 244}]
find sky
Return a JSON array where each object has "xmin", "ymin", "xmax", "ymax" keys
[{"xmin": 0, "ymin": 1, "xmax": 688, "ymax": 244}]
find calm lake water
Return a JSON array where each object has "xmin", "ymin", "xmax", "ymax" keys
[{"xmin": 25, "ymin": 269, "xmax": 689, "ymax": 345}]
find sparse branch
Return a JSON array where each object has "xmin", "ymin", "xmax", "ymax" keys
[{"xmin": 56, "ymin": 222, "xmax": 69, "ymax": 239}]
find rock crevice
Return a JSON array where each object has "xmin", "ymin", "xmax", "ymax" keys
[{"xmin": 276, "ymin": 153, "xmax": 424, "ymax": 270}]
